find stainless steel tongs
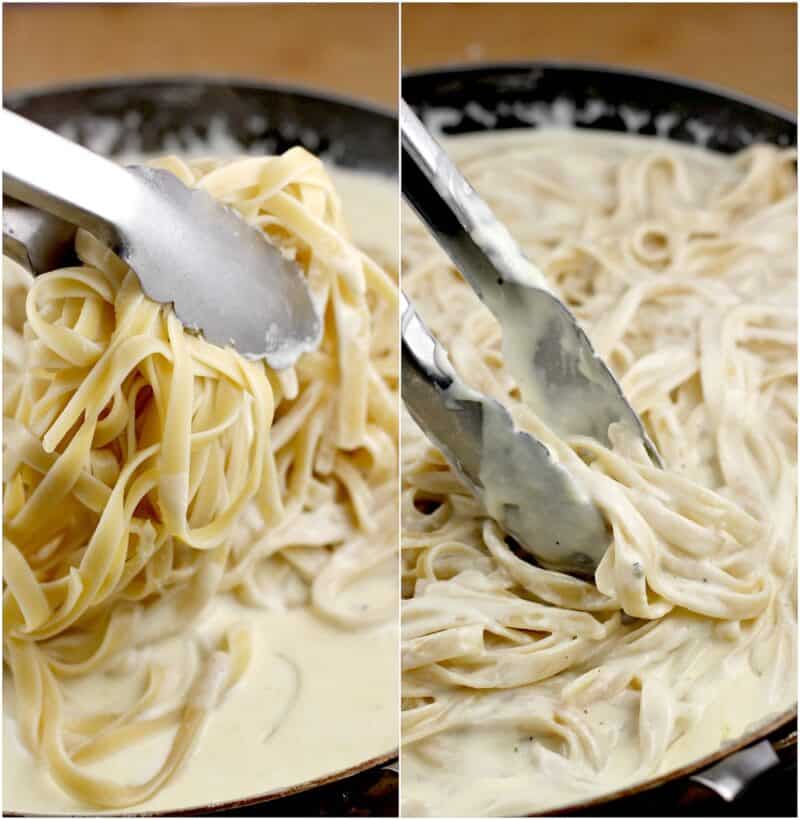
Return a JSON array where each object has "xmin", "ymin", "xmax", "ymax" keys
[
  {"xmin": 401, "ymin": 101, "xmax": 660, "ymax": 575},
  {"xmin": 2, "ymin": 109, "xmax": 321, "ymax": 368}
]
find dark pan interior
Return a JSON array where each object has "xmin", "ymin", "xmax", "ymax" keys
[
  {"xmin": 403, "ymin": 61, "xmax": 796, "ymax": 150},
  {"xmin": 5, "ymin": 76, "xmax": 398, "ymax": 175},
  {"xmin": 402, "ymin": 61, "xmax": 797, "ymax": 817}
]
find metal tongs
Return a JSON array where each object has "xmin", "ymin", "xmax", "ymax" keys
[
  {"xmin": 401, "ymin": 102, "xmax": 660, "ymax": 575},
  {"xmin": 2, "ymin": 109, "xmax": 321, "ymax": 368}
]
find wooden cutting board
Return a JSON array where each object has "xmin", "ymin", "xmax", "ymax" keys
[
  {"xmin": 403, "ymin": 2, "xmax": 797, "ymax": 112},
  {"xmin": 5, "ymin": 4, "xmax": 794, "ymax": 113},
  {"xmin": 3, "ymin": 3, "xmax": 398, "ymax": 107}
]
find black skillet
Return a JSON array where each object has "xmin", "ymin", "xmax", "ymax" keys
[
  {"xmin": 4, "ymin": 76, "xmax": 398, "ymax": 818},
  {"xmin": 403, "ymin": 61, "xmax": 797, "ymax": 818}
]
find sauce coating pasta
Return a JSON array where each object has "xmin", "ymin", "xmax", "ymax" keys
[
  {"xmin": 3, "ymin": 150, "xmax": 399, "ymax": 810},
  {"xmin": 401, "ymin": 129, "xmax": 796, "ymax": 816}
]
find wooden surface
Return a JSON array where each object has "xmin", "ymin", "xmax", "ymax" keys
[
  {"xmin": 3, "ymin": 3, "xmax": 398, "ymax": 107},
  {"xmin": 403, "ymin": 3, "xmax": 797, "ymax": 112},
  {"xmin": 6, "ymin": 4, "xmax": 794, "ymax": 112}
]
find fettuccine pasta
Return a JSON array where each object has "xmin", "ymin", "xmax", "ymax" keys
[
  {"xmin": 3, "ymin": 148, "xmax": 398, "ymax": 809},
  {"xmin": 401, "ymin": 129, "xmax": 796, "ymax": 816}
]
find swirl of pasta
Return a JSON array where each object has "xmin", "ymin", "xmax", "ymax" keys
[
  {"xmin": 401, "ymin": 130, "xmax": 796, "ymax": 816},
  {"xmin": 3, "ymin": 148, "xmax": 398, "ymax": 808}
]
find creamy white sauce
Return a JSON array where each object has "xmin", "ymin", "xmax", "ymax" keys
[
  {"xmin": 422, "ymin": 355, "xmax": 609, "ymax": 571},
  {"xmin": 3, "ymin": 168, "xmax": 400, "ymax": 815},
  {"xmin": 476, "ymin": 392, "xmax": 608, "ymax": 572},
  {"xmin": 4, "ymin": 601, "xmax": 398, "ymax": 815},
  {"xmin": 401, "ymin": 128, "xmax": 796, "ymax": 816},
  {"xmin": 330, "ymin": 167, "xmax": 399, "ymax": 263}
]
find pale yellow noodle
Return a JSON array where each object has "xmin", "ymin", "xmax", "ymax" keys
[
  {"xmin": 3, "ymin": 147, "xmax": 398, "ymax": 808},
  {"xmin": 401, "ymin": 130, "xmax": 796, "ymax": 816}
]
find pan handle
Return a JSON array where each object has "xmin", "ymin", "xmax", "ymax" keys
[
  {"xmin": 689, "ymin": 725, "xmax": 797, "ymax": 801},
  {"xmin": 689, "ymin": 739, "xmax": 779, "ymax": 800}
]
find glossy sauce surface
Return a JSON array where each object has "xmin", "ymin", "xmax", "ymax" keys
[
  {"xmin": 3, "ymin": 167, "xmax": 400, "ymax": 815},
  {"xmin": 401, "ymin": 129, "xmax": 796, "ymax": 816}
]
